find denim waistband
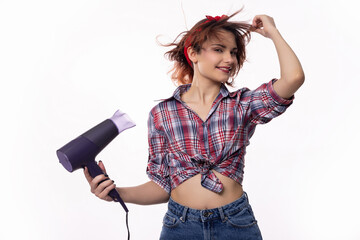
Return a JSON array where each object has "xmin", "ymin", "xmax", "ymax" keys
[{"xmin": 167, "ymin": 191, "xmax": 250, "ymax": 223}]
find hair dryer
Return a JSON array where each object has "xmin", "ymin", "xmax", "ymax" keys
[{"xmin": 56, "ymin": 109, "xmax": 135, "ymax": 213}]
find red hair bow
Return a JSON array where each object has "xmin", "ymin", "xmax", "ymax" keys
[
  {"xmin": 205, "ymin": 15, "xmax": 227, "ymax": 22},
  {"xmin": 184, "ymin": 14, "xmax": 228, "ymax": 67}
]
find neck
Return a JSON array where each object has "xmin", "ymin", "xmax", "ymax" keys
[{"xmin": 186, "ymin": 76, "xmax": 222, "ymax": 105}]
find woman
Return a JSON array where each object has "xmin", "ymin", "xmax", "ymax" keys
[{"xmin": 84, "ymin": 8, "xmax": 304, "ymax": 239}]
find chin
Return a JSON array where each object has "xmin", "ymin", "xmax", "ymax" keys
[{"xmin": 216, "ymin": 77, "xmax": 230, "ymax": 84}]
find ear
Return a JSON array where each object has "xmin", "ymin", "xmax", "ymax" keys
[{"xmin": 187, "ymin": 47, "xmax": 198, "ymax": 64}]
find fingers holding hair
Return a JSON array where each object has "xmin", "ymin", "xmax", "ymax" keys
[{"xmin": 251, "ymin": 15, "xmax": 277, "ymax": 38}]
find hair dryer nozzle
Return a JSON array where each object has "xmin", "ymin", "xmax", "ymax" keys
[{"xmin": 110, "ymin": 110, "xmax": 136, "ymax": 134}]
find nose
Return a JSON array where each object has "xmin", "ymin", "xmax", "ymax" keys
[{"xmin": 224, "ymin": 51, "xmax": 235, "ymax": 64}]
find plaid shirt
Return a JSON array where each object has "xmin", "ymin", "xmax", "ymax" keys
[{"xmin": 146, "ymin": 79, "xmax": 294, "ymax": 194}]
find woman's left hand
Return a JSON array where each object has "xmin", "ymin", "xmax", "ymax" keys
[{"xmin": 250, "ymin": 15, "xmax": 279, "ymax": 39}]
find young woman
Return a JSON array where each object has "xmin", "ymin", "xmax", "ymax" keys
[{"xmin": 84, "ymin": 9, "xmax": 304, "ymax": 240}]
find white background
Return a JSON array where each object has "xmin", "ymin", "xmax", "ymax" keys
[{"xmin": 1, "ymin": 0, "xmax": 359, "ymax": 239}]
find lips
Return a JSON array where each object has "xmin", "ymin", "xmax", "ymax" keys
[{"xmin": 216, "ymin": 66, "xmax": 231, "ymax": 73}]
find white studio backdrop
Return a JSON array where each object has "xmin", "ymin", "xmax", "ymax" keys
[{"xmin": 1, "ymin": 0, "xmax": 359, "ymax": 239}]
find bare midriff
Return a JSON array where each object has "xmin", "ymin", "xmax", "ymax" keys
[{"xmin": 170, "ymin": 170, "xmax": 244, "ymax": 210}]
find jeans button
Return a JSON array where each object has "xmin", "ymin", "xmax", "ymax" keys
[{"xmin": 203, "ymin": 212, "xmax": 212, "ymax": 217}]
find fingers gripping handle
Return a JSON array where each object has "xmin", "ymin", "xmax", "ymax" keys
[{"xmin": 86, "ymin": 161, "xmax": 129, "ymax": 212}]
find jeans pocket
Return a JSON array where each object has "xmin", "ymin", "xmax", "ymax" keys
[
  {"xmin": 226, "ymin": 206, "xmax": 258, "ymax": 228},
  {"xmin": 162, "ymin": 211, "xmax": 180, "ymax": 228}
]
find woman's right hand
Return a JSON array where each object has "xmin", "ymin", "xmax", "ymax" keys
[{"xmin": 83, "ymin": 160, "xmax": 116, "ymax": 202}]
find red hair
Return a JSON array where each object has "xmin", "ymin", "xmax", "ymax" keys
[{"xmin": 161, "ymin": 8, "xmax": 252, "ymax": 87}]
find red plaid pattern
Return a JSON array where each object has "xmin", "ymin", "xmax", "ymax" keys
[{"xmin": 147, "ymin": 79, "xmax": 294, "ymax": 194}]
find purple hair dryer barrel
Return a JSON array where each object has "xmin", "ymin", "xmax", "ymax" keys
[{"xmin": 56, "ymin": 110, "xmax": 136, "ymax": 213}]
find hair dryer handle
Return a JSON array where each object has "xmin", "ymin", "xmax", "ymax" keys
[
  {"xmin": 86, "ymin": 161, "xmax": 129, "ymax": 212},
  {"xmin": 86, "ymin": 160, "xmax": 104, "ymax": 177}
]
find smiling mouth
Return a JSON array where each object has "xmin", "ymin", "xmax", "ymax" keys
[{"xmin": 216, "ymin": 66, "xmax": 231, "ymax": 73}]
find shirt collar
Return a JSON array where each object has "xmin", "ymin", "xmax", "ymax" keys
[{"xmin": 171, "ymin": 83, "xmax": 231, "ymax": 102}]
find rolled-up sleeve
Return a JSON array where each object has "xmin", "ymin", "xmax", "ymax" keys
[
  {"xmin": 243, "ymin": 78, "xmax": 294, "ymax": 125},
  {"xmin": 146, "ymin": 111, "xmax": 171, "ymax": 194}
]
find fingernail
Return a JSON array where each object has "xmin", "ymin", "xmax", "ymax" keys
[
  {"xmin": 99, "ymin": 160, "xmax": 103, "ymax": 163},
  {"xmin": 112, "ymin": 180, "xmax": 115, "ymax": 183},
  {"xmin": 104, "ymin": 174, "xmax": 109, "ymax": 177}
]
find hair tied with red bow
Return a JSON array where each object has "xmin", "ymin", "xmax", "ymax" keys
[{"xmin": 184, "ymin": 14, "xmax": 229, "ymax": 67}]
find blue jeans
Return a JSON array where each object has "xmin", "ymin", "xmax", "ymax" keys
[{"xmin": 160, "ymin": 192, "xmax": 263, "ymax": 240}]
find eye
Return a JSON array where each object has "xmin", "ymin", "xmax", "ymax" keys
[
  {"xmin": 231, "ymin": 51, "xmax": 238, "ymax": 56},
  {"xmin": 214, "ymin": 48, "xmax": 223, "ymax": 53}
]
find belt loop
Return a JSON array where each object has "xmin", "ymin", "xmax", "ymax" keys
[
  {"xmin": 243, "ymin": 191, "xmax": 248, "ymax": 202},
  {"xmin": 180, "ymin": 206, "xmax": 188, "ymax": 222},
  {"xmin": 218, "ymin": 207, "xmax": 227, "ymax": 222}
]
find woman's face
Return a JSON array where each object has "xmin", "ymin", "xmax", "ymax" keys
[{"xmin": 193, "ymin": 30, "xmax": 238, "ymax": 84}]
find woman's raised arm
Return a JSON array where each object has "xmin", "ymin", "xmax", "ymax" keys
[{"xmin": 251, "ymin": 15, "xmax": 305, "ymax": 99}]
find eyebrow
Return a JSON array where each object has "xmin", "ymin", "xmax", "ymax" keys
[{"xmin": 211, "ymin": 43, "xmax": 237, "ymax": 50}]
